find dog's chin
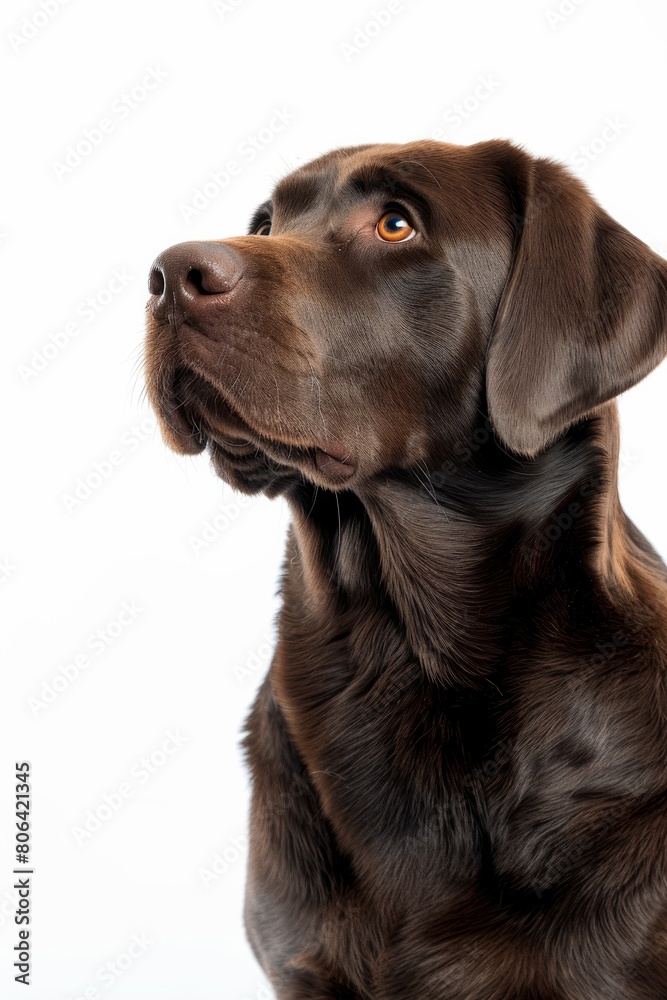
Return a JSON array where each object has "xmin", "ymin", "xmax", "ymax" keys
[
  {"xmin": 151, "ymin": 389, "xmax": 290, "ymax": 495},
  {"xmin": 206, "ymin": 437, "xmax": 295, "ymax": 496},
  {"xmin": 150, "ymin": 370, "xmax": 358, "ymax": 496},
  {"xmin": 206, "ymin": 427, "xmax": 359, "ymax": 496}
]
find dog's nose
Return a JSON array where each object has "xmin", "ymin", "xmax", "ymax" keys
[{"xmin": 149, "ymin": 241, "xmax": 244, "ymax": 315}]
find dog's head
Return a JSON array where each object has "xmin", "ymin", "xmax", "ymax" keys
[{"xmin": 145, "ymin": 140, "xmax": 667, "ymax": 495}]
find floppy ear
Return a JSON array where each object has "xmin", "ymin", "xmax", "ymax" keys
[{"xmin": 486, "ymin": 154, "xmax": 667, "ymax": 456}]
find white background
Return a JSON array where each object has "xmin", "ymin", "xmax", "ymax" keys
[{"xmin": 2, "ymin": 0, "xmax": 667, "ymax": 996}]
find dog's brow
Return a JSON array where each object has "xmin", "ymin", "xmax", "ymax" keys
[
  {"xmin": 340, "ymin": 166, "xmax": 431, "ymax": 213},
  {"xmin": 273, "ymin": 171, "xmax": 333, "ymax": 219}
]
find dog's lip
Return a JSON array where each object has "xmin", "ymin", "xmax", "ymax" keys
[
  {"xmin": 159, "ymin": 393, "xmax": 208, "ymax": 455},
  {"xmin": 161, "ymin": 370, "xmax": 209, "ymax": 455},
  {"xmin": 315, "ymin": 445, "xmax": 357, "ymax": 480}
]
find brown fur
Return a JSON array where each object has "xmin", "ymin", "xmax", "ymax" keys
[{"xmin": 145, "ymin": 139, "xmax": 667, "ymax": 998}]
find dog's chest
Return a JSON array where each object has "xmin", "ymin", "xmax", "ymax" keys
[
  {"xmin": 273, "ymin": 608, "xmax": 643, "ymax": 906},
  {"xmin": 275, "ymin": 620, "xmax": 502, "ymax": 895}
]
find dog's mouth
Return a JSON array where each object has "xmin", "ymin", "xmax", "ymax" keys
[{"xmin": 154, "ymin": 366, "xmax": 357, "ymax": 492}]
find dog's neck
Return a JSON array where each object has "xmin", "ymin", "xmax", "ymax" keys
[{"xmin": 287, "ymin": 403, "xmax": 634, "ymax": 685}]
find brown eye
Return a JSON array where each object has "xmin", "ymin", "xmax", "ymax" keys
[
  {"xmin": 255, "ymin": 221, "xmax": 271, "ymax": 236},
  {"xmin": 376, "ymin": 211, "xmax": 415, "ymax": 243}
]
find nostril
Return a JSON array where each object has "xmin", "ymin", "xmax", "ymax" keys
[
  {"xmin": 187, "ymin": 267, "xmax": 240, "ymax": 295},
  {"xmin": 187, "ymin": 269, "xmax": 211, "ymax": 295},
  {"xmin": 149, "ymin": 268, "xmax": 165, "ymax": 296}
]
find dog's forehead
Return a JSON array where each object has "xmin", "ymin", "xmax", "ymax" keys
[{"xmin": 267, "ymin": 140, "xmax": 510, "ymax": 229}]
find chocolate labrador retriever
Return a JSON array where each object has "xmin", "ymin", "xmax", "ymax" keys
[{"xmin": 145, "ymin": 140, "xmax": 667, "ymax": 999}]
